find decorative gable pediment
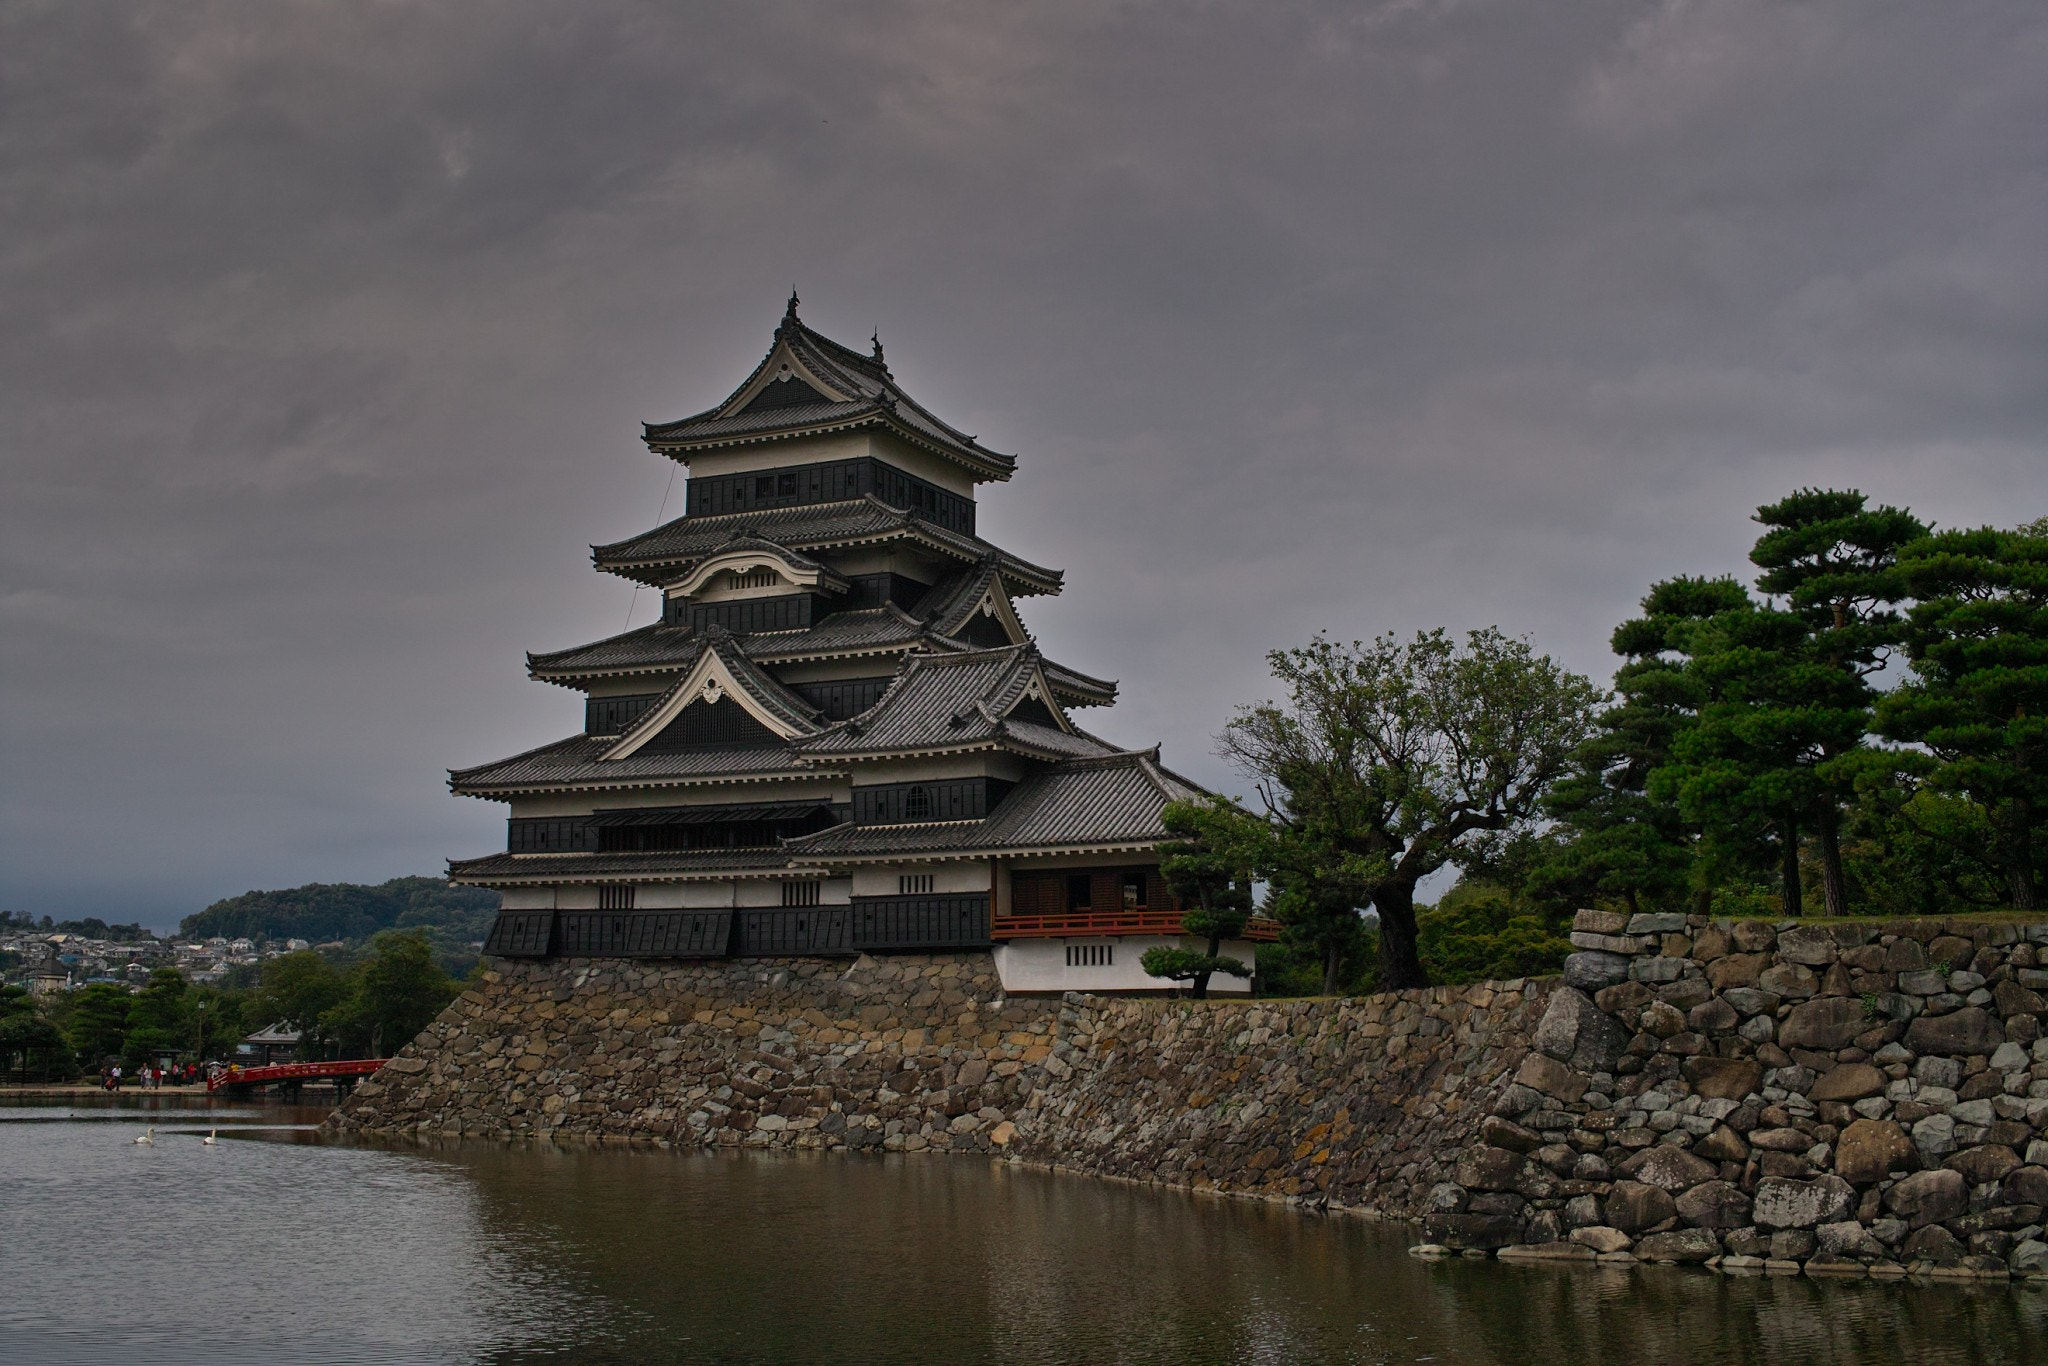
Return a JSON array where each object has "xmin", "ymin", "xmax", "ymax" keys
[
  {"xmin": 603, "ymin": 642, "xmax": 821, "ymax": 760},
  {"xmin": 719, "ymin": 340, "xmax": 853, "ymax": 418}
]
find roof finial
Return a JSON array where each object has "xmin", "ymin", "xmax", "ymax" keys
[
  {"xmin": 871, "ymin": 328, "xmax": 885, "ymax": 365},
  {"xmin": 785, "ymin": 287, "xmax": 800, "ymax": 321}
]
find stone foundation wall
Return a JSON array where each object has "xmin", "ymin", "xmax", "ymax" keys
[
  {"xmin": 330, "ymin": 951, "xmax": 1550, "ymax": 1216},
  {"xmin": 330, "ymin": 914, "xmax": 2048, "ymax": 1282},
  {"xmin": 1423, "ymin": 912, "xmax": 2048, "ymax": 1281}
]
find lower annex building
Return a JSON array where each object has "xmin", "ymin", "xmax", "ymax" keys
[{"xmin": 453, "ymin": 297, "xmax": 1272, "ymax": 993}]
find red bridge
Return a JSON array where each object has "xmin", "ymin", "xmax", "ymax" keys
[{"xmin": 207, "ymin": 1059, "xmax": 388, "ymax": 1093}]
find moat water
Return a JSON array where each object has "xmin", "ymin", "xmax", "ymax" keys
[{"xmin": 1, "ymin": 1095, "xmax": 2042, "ymax": 1365}]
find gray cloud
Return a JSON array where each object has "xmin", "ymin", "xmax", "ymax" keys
[{"xmin": 3, "ymin": 0, "xmax": 2043, "ymax": 925}]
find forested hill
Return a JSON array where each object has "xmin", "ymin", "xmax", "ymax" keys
[{"xmin": 180, "ymin": 877, "xmax": 498, "ymax": 944}]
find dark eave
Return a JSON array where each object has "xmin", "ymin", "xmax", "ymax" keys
[
  {"xmin": 447, "ymin": 733, "xmax": 834, "ymax": 798},
  {"xmin": 449, "ymin": 850, "xmax": 795, "ymax": 885},
  {"xmin": 590, "ymin": 497, "xmax": 1062, "ymax": 597}
]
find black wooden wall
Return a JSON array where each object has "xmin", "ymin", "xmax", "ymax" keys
[
  {"xmin": 852, "ymin": 778, "xmax": 1014, "ymax": 825},
  {"xmin": 683, "ymin": 456, "xmax": 975, "ymax": 534}
]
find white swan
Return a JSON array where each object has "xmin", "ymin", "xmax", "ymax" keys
[
  {"xmin": 202, "ymin": 1130, "xmax": 218, "ymax": 1145},
  {"xmin": 133, "ymin": 1127, "xmax": 155, "ymax": 1145}
]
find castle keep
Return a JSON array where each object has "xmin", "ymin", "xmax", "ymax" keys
[{"xmin": 451, "ymin": 297, "xmax": 1268, "ymax": 993}]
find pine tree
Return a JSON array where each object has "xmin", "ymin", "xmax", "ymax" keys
[
  {"xmin": 1142, "ymin": 798, "xmax": 1255, "ymax": 999},
  {"xmin": 1876, "ymin": 522, "xmax": 2048, "ymax": 909}
]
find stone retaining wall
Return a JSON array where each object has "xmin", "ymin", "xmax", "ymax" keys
[
  {"xmin": 330, "ymin": 914, "xmax": 2048, "ymax": 1283},
  {"xmin": 1422, "ymin": 912, "xmax": 2048, "ymax": 1281},
  {"xmin": 330, "ymin": 952, "xmax": 1549, "ymax": 1216}
]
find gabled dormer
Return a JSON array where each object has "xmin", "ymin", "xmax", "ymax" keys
[
  {"xmin": 792, "ymin": 645, "xmax": 1114, "ymax": 763},
  {"xmin": 603, "ymin": 633, "xmax": 824, "ymax": 760}
]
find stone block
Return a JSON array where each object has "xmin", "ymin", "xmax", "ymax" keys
[
  {"xmin": 1515, "ymin": 1053, "xmax": 1589, "ymax": 1103},
  {"xmin": 1563, "ymin": 951, "xmax": 1633, "ymax": 991},
  {"xmin": 1906, "ymin": 1007, "xmax": 2004, "ymax": 1056},
  {"xmin": 1947, "ymin": 1145, "xmax": 2021, "ymax": 1185},
  {"xmin": 1720, "ymin": 987, "xmax": 1782, "ymax": 1017},
  {"xmin": 1604, "ymin": 1180, "xmax": 1676, "ymax": 1234},
  {"xmin": 1707, "ymin": 955, "xmax": 1769, "ymax": 990},
  {"xmin": 1898, "ymin": 969, "xmax": 1946, "ymax": 996},
  {"xmin": 1569, "ymin": 1225, "xmax": 1633, "ymax": 1253},
  {"xmin": 1994, "ymin": 980, "xmax": 2046, "ymax": 1019},
  {"xmin": 1630, "ymin": 956, "xmax": 1687, "ymax": 984},
  {"xmin": 1758, "ymin": 963, "xmax": 1818, "ymax": 999},
  {"xmin": 1808, "ymin": 1063, "xmax": 1886, "ymax": 1103},
  {"xmin": 1834, "ymin": 1118, "xmax": 1916, "ymax": 1185},
  {"xmin": 1635, "ymin": 1228, "xmax": 1721, "ymax": 1263},
  {"xmin": 1886, "ymin": 1168, "xmax": 1967, "ymax": 1228},
  {"xmin": 1675, "ymin": 1180, "xmax": 1752, "ymax": 1230},
  {"xmin": 1776, "ymin": 927, "xmax": 1839, "ymax": 967},
  {"xmin": 1816, "ymin": 1221, "xmax": 1885, "ymax": 1259},
  {"xmin": 1421, "ymin": 1212, "xmax": 1524, "ymax": 1250},
  {"xmin": 1683, "ymin": 1056, "xmax": 1763, "ymax": 1102},
  {"xmin": 1532, "ymin": 986, "xmax": 1630, "ymax": 1073},
  {"xmin": 1752, "ymin": 1175, "xmax": 1855, "ymax": 1230},
  {"xmin": 1617, "ymin": 1144, "xmax": 1719, "ymax": 1191},
  {"xmin": 1778, "ymin": 997, "xmax": 1870, "ymax": 1051},
  {"xmin": 1571, "ymin": 931, "xmax": 1648, "ymax": 955},
  {"xmin": 1627, "ymin": 912, "xmax": 1689, "ymax": 936},
  {"xmin": 1573, "ymin": 908, "xmax": 1631, "ymax": 935}
]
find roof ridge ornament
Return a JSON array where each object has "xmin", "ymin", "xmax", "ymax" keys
[{"xmin": 871, "ymin": 329, "xmax": 886, "ymax": 368}]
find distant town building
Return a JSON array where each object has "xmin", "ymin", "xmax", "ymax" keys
[{"xmin": 452, "ymin": 298, "xmax": 1269, "ymax": 993}]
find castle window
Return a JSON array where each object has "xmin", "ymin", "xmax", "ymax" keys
[
  {"xmin": 781, "ymin": 880, "xmax": 821, "ymax": 908},
  {"xmin": 731, "ymin": 569, "xmax": 779, "ymax": 590},
  {"xmin": 903, "ymin": 785, "xmax": 931, "ymax": 821},
  {"xmin": 598, "ymin": 885, "xmax": 636, "ymax": 910},
  {"xmin": 899, "ymin": 873, "xmax": 935, "ymax": 896},
  {"xmin": 1123, "ymin": 871, "xmax": 1146, "ymax": 909},
  {"xmin": 755, "ymin": 475, "xmax": 774, "ymax": 497},
  {"xmin": 1065, "ymin": 944, "xmax": 1112, "ymax": 968},
  {"xmin": 1067, "ymin": 874, "xmax": 1093, "ymax": 911}
]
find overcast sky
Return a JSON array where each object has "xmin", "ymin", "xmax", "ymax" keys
[{"xmin": 3, "ymin": 1, "xmax": 2043, "ymax": 929}]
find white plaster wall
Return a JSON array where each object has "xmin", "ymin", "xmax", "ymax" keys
[
  {"xmin": 992, "ymin": 937, "xmax": 1256, "ymax": 995},
  {"xmin": 681, "ymin": 881, "xmax": 736, "ymax": 908},
  {"xmin": 849, "ymin": 863, "xmax": 992, "ymax": 896},
  {"xmin": 683, "ymin": 431, "xmax": 872, "ymax": 477},
  {"xmin": 501, "ymin": 887, "xmax": 557, "ymax": 910}
]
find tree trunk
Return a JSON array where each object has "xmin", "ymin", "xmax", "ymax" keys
[
  {"xmin": 1192, "ymin": 931, "xmax": 1223, "ymax": 1001},
  {"xmin": 1375, "ymin": 883, "xmax": 1428, "ymax": 991},
  {"xmin": 1322, "ymin": 942, "xmax": 1342, "ymax": 998},
  {"xmin": 2003, "ymin": 796, "xmax": 2038, "ymax": 912},
  {"xmin": 1815, "ymin": 803, "xmax": 1849, "ymax": 918},
  {"xmin": 1624, "ymin": 886, "xmax": 1640, "ymax": 917},
  {"xmin": 1779, "ymin": 813, "xmax": 1803, "ymax": 918}
]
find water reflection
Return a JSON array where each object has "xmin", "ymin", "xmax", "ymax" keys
[{"xmin": 1, "ymin": 1106, "xmax": 2042, "ymax": 1365}]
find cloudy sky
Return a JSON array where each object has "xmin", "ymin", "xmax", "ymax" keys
[{"xmin": 3, "ymin": 1, "xmax": 2043, "ymax": 928}]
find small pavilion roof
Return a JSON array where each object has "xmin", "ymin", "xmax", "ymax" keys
[
  {"xmin": 591, "ymin": 497, "xmax": 1063, "ymax": 596},
  {"xmin": 785, "ymin": 750, "xmax": 1205, "ymax": 862},
  {"xmin": 642, "ymin": 299, "xmax": 1016, "ymax": 482}
]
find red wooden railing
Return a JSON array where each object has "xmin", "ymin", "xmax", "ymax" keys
[
  {"xmin": 992, "ymin": 911, "xmax": 1281, "ymax": 942},
  {"xmin": 207, "ymin": 1058, "xmax": 388, "ymax": 1092}
]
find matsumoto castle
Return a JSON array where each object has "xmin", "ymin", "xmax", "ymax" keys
[{"xmin": 456, "ymin": 297, "xmax": 1270, "ymax": 993}]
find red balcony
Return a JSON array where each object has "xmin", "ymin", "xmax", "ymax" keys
[{"xmin": 991, "ymin": 910, "xmax": 1281, "ymax": 942}]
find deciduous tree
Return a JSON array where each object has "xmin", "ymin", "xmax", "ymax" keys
[{"xmin": 1221, "ymin": 628, "xmax": 1600, "ymax": 990}]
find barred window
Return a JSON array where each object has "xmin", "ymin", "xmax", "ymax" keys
[
  {"xmin": 1065, "ymin": 944, "xmax": 1113, "ymax": 967},
  {"xmin": 598, "ymin": 885, "xmax": 636, "ymax": 910},
  {"xmin": 903, "ymin": 785, "xmax": 932, "ymax": 820},
  {"xmin": 731, "ymin": 569, "xmax": 779, "ymax": 590},
  {"xmin": 782, "ymin": 880, "xmax": 822, "ymax": 908},
  {"xmin": 899, "ymin": 873, "xmax": 935, "ymax": 896}
]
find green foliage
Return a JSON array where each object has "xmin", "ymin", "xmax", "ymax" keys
[
  {"xmin": 1220, "ymin": 627, "xmax": 1600, "ymax": 989},
  {"xmin": 249, "ymin": 951, "xmax": 350, "ymax": 1057},
  {"xmin": 62, "ymin": 983, "xmax": 132, "ymax": 1069},
  {"xmin": 0, "ymin": 988, "xmax": 68, "ymax": 1080},
  {"xmin": 1876, "ymin": 524, "xmax": 2048, "ymax": 909},
  {"xmin": 1146, "ymin": 799, "xmax": 1257, "ymax": 998},
  {"xmin": 1416, "ymin": 880, "xmax": 1572, "ymax": 985},
  {"xmin": 319, "ymin": 931, "xmax": 459, "ymax": 1057}
]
